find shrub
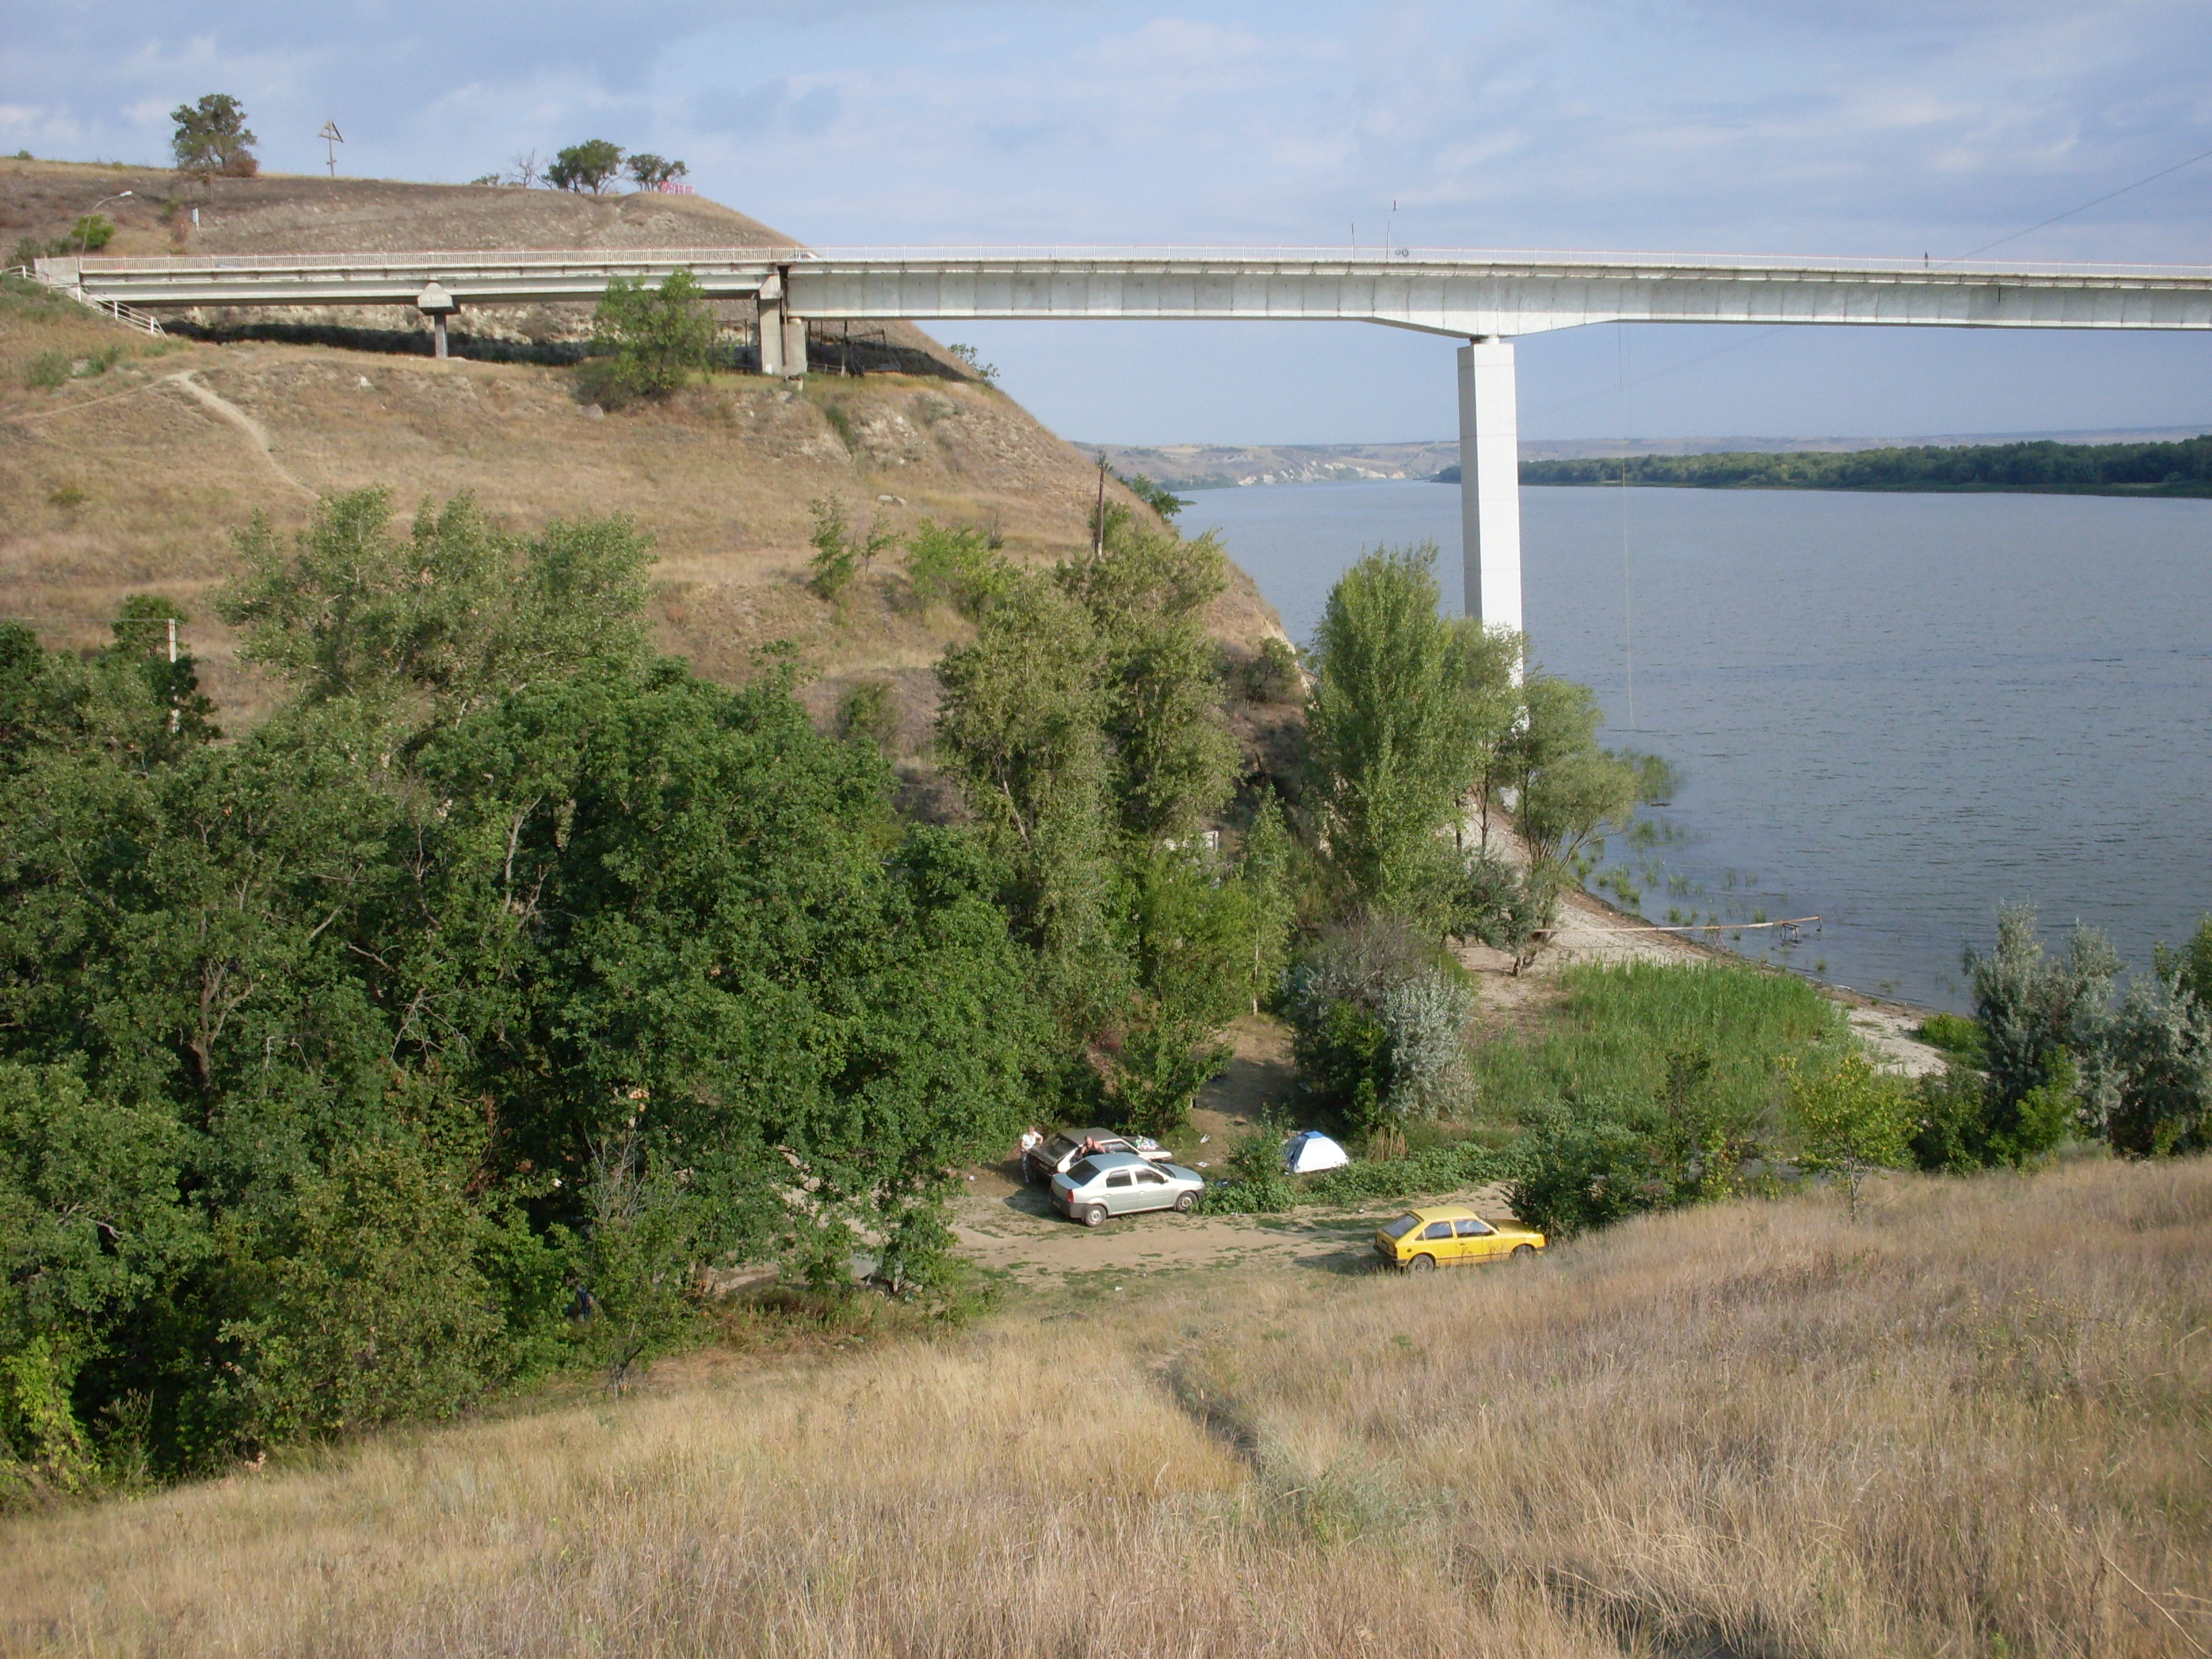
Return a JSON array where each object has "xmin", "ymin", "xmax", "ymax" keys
[
  {"xmin": 1285, "ymin": 918, "xmax": 1472, "ymax": 1126},
  {"xmin": 836, "ymin": 679, "xmax": 899, "ymax": 750},
  {"xmin": 1507, "ymin": 1114, "xmax": 1681, "ymax": 1240},
  {"xmin": 1914, "ymin": 1010, "xmax": 1984, "ymax": 1063},
  {"xmin": 1966, "ymin": 902, "xmax": 2113, "ymax": 1156},
  {"xmin": 223, "ymin": 1142, "xmax": 513, "ymax": 1446},
  {"xmin": 1239, "ymin": 636, "xmax": 1301, "ymax": 703},
  {"xmin": 586, "ymin": 270, "xmax": 717, "ymax": 401},
  {"xmin": 1910, "ymin": 1064, "xmax": 1990, "ymax": 1173},
  {"xmin": 807, "ymin": 498, "xmax": 893, "ymax": 601},
  {"xmin": 905, "ymin": 520, "xmax": 1010, "ymax": 617},
  {"xmin": 62, "ymin": 215, "xmax": 114, "ymax": 255},
  {"xmin": 2102, "ymin": 969, "xmax": 2212, "ymax": 1156},
  {"xmin": 1786, "ymin": 1052, "xmax": 1914, "ymax": 1217},
  {"xmin": 24, "ymin": 350, "xmax": 68, "ymax": 390}
]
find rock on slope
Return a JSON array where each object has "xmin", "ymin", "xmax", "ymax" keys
[{"xmin": 1, "ymin": 160, "xmax": 1288, "ymax": 756}]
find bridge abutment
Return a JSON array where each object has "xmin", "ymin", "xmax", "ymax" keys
[{"xmin": 1457, "ymin": 337, "xmax": 1523, "ymax": 634}]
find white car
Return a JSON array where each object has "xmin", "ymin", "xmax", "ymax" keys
[{"xmin": 1050, "ymin": 1151, "xmax": 1205, "ymax": 1227}]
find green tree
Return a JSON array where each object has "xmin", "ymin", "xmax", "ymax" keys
[
  {"xmin": 1304, "ymin": 543, "xmax": 1477, "ymax": 908},
  {"xmin": 548, "ymin": 140, "xmax": 625, "ymax": 193},
  {"xmin": 625, "ymin": 154, "xmax": 688, "ymax": 190},
  {"xmin": 1286, "ymin": 918, "xmax": 1471, "ymax": 1127},
  {"xmin": 945, "ymin": 343, "xmax": 998, "ymax": 386},
  {"xmin": 1966, "ymin": 903, "xmax": 2114, "ymax": 1162},
  {"xmin": 0, "ymin": 495, "xmax": 1053, "ymax": 1481},
  {"xmin": 219, "ymin": 488, "xmax": 652, "ymax": 721},
  {"xmin": 1505, "ymin": 674, "xmax": 1641, "ymax": 870},
  {"xmin": 0, "ymin": 1064, "xmax": 201, "ymax": 1497},
  {"xmin": 220, "ymin": 1140, "xmax": 510, "ymax": 1445},
  {"xmin": 2155, "ymin": 914, "xmax": 2212, "ymax": 1010},
  {"xmin": 2103, "ymin": 969, "xmax": 2212, "ymax": 1156},
  {"xmin": 806, "ymin": 497, "xmax": 895, "ymax": 601},
  {"xmin": 935, "ymin": 574, "xmax": 1123, "ymax": 1031},
  {"xmin": 905, "ymin": 520, "xmax": 1010, "ymax": 617},
  {"xmin": 1059, "ymin": 521, "xmax": 1240, "ymax": 842},
  {"xmin": 1120, "ymin": 472, "xmax": 1190, "ymax": 523},
  {"xmin": 586, "ymin": 270, "xmax": 718, "ymax": 402},
  {"xmin": 170, "ymin": 95, "xmax": 257, "ymax": 184},
  {"xmin": 1788, "ymin": 1053, "xmax": 1914, "ymax": 1218}
]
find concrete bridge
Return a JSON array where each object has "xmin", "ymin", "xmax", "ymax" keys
[{"xmin": 40, "ymin": 245, "xmax": 2212, "ymax": 633}]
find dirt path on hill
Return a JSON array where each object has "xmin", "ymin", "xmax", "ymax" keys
[{"xmin": 164, "ymin": 368, "xmax": 315, "ymax": 497}]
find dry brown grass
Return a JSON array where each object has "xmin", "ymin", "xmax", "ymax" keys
[{"xmin": 5, "ymin": 1155, "xmax": 2207, "ymax": 1658}]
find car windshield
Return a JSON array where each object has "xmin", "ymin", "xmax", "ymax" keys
[
  {"xmin": 1067, "ymin": 1158, "xmax": 1103, "ymax": 1184},
  {"xmin": 1381, "ymin": 1213, "xmax": 1422, "ymax": 1240}
]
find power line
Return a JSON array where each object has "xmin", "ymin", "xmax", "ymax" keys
[
  {"xmin": 1527, "ymin": 136, "xmax": 2212, "ymax": 421},
  {"xmin": 1946, "ymin": 139, "xmax": 2212, "ymax": 264}
]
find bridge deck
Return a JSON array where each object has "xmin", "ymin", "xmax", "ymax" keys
[{"xmin": 35, "ymin": 247, "xmax": 2212, "ymax": 335}]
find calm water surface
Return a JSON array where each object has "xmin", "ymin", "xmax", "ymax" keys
[{"xmin": 1193, "ymin": 480, "xmax": 2212, "ymax": 1008}]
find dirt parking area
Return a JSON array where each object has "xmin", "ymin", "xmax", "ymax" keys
[{"xmin": 950, "ymin": 1160, "xmax": 1520, "ymax": 1286}]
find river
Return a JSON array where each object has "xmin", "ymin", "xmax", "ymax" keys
[{"xmin": 1192, "ymin": 480, "xmax": 2212, "ymax": 1008}]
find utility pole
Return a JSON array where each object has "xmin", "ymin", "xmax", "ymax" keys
[
  {"xmin": 319, "ymin": 121, "xmax": 344, "ymax": 179},
  {"xmin": 1092, "ymin": 456, "xmax": 1107, "ymax": 556},
  {"xmin": 167, "ymin": 617, "xmax": 180, "ymax": 735}
]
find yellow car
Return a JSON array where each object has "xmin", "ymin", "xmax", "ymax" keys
[{"xmin": 1374, "ymin": 1206, "xmax": 1545, "ymax": 1272}]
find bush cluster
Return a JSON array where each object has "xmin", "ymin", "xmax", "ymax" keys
[{"xmin": 0, "ymin": 490, "xmax": 1050, "ymax": 1499}]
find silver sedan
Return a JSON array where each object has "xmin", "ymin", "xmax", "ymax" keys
[{"xmin": 1049, "ymin": 1151, "xmax": 1205, "ymax": 1227}]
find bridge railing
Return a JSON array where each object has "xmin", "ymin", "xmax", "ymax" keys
[{"xmin": 49, "ymin": 246, "xmax": 2212, "ymax": 281}]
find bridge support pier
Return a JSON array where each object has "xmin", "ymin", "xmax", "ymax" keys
[
  {"xmin": 416, "ymin": 281, "xmax": 459, "ymax": 362},
  {"xmin": 758, "ymin": 274, "xmax": 785, "ymax": 376},
  {"xmin": 756, "ymin": 272, "xmax": 808, "ymax": 377},
  {"xmin": 1456, "ymin": 337, "xmax": 1522, "ymax": 635}
]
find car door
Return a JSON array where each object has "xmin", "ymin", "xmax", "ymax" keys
[
  {"xmin": 1454, "ymin": 1216, "xmax": 1498, "ymax": 1261},
  {"xmin": 1129, "ymin": 1165, "xmax": 1171, "ymax": 1212},
  {"xmin": 1103, "ymin": 1168, "xmax": 1137, "ymax": 1214},
  {"xmin": 1416, "ymin": 1219, "xmax": 1456, "ymax": 1264}
]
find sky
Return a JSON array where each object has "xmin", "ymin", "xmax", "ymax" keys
[{"xmin": 7, "ymin": 0, "xmax": 2212, "ymax": 445}]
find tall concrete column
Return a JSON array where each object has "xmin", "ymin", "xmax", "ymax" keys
[
  {"xmin": 757, "ymin": 272, "xmax": 786, "ymax": 377},
  {"xmin": 417, "ymin": 282, "xmax": 457, "ymax": 362},
  {"xmin": 1456, "ymin": 337, "xmax": 1522, "ymax": 634},
  {"xmin": 783, "ymin": 310, "xmax": 808, "ymax": 377}
]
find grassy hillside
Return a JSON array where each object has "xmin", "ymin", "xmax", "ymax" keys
[
  {"xmin": 3, "ymin": 1154, "xmax": 2204, "ymax": 1656},
  {"xmin": 0, "ymin": 161, "xmax": 1286, "ymax": 743}
]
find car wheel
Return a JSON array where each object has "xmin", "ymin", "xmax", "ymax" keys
[
  {"xmin": 1174, "ymin": 1192, "xmax": 1195, "ymax": 1213},
  {"xmin": 1512, "ymin": 1244, "xmax": 1536, "ymax": 1261},
  {"xmin": 1409, "ymin": 1254, "xmax": 1437, "ymax": 1273},
  {"xmin": 1083, "ymin": 1204, "xmax": 1107, "ymax": 1228}
]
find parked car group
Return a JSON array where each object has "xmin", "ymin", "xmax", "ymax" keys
[
  {"xmin": 1022, "ymin": 1127, "xmax": 1172, "ymax": 1186},
  {"xmin": 1049, "ymin": 1151, "xmax": 1206, "ymax": 1227}
]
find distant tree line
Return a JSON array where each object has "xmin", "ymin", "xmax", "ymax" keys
[{"xmin": 1481, "ymin": 434, "xmax": 2212, "ymax": 496}]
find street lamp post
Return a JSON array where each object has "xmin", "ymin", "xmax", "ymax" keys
[{"xmin": 81, "ymin": 191, "xmax": 132, "ymax": 256}]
